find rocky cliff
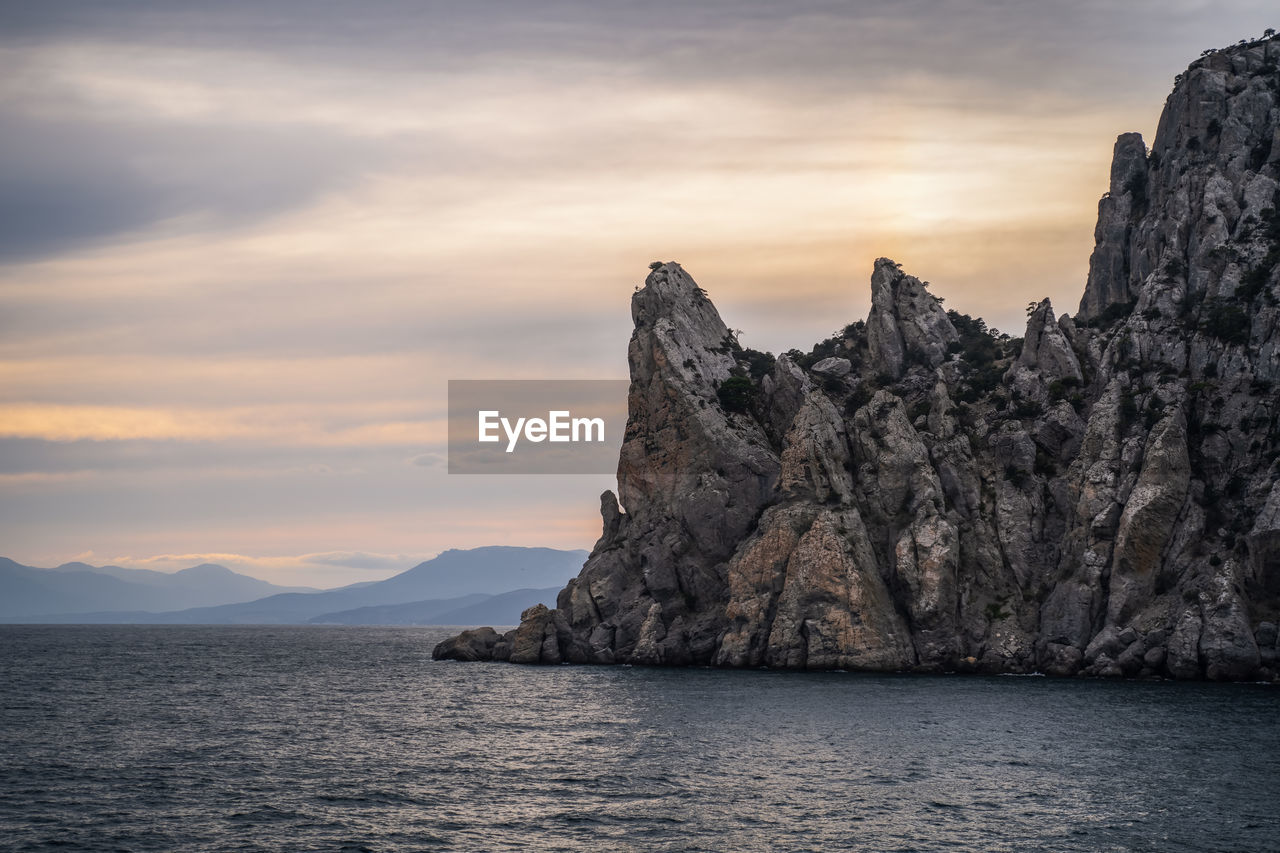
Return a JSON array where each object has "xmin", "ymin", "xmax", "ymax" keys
[{"xmin": 436, "ymin": 35, "xmax": 1280, "ymax": 680}]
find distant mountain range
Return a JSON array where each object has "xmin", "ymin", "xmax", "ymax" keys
[
  {"xmin": 0, "ymin": 547, "xmax": 587, "ymax": 625},
  {"xmin": 306, "ymin": 587, "xmax": 566, "ymax": 626},
  {"xmin": 0, "ymin": 558, "xmax": 315, "ymax": 619}
]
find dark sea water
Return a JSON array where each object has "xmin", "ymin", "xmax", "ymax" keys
[{"xmin": 1, "ymin": 626, "xmax": 1278, "ymax": 852}]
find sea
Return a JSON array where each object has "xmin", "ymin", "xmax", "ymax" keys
[{"xmin": 1, "ymin": 625, "xmax": 1277, "ymax": 852}]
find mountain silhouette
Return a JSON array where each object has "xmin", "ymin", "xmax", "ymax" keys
[{"xmin": 0, "ymin": 547, "xmax": 586, "ymax": 624}]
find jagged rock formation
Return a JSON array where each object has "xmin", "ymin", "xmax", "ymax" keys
[
  {"xmin": 437, "ymin": 36, "xmax": 1280, "ymax": 680},
  {"xmin": 867, "ymin": 258, "xmax": 960, "ymax": 379}
]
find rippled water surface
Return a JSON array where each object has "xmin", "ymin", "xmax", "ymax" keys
[{"xmin": 1, "ymin": 625, "xmax": 1278, "ymax": 852}]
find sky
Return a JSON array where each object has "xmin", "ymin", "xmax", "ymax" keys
[{"xmin": 1, "ymin": 1, "xmax": 1276, "ymax": 587}]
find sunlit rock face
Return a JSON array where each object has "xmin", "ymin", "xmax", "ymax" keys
[{"xmin": 437, "ymin": 36, "xmax": 1280, "ymax": 680}]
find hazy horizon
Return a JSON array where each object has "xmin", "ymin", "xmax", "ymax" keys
[
  {"xmin": 2, "ymin": 544, "xmax": 590, "ymax": 590},
  {"xmin": 2, "ymin": 1, "xmax": 1277, "ymax": 586}
]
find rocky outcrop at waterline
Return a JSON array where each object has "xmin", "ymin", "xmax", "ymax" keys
[{"xmin": 436, "ymin": 34, "xmax": 1280, "ymax": 680}]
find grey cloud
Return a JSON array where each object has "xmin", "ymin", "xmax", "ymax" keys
[
  {"xmin": 0, "ymin": 117, "xmax": 173, "ymax": 262},
  {"xmin": 299, "ymin": 551, "xmax": 424, "ymax": 570},
  {"xmin": 0, "ymin": 112, "xmax": 404, "ymax": 263},
  {"xmin": 0, "ymin": 438, "xmax": 420, "ymax": 477},
  {"xmin": 409, "ymin": 452, "xmax": 445, "ymax": 467},
  {"xmin": 0, "ymin": 455, "xmax": 611, "ymax": 571},
  {"xmin": 3, "ymin": 1, "xmax": 1272, "ymax": 96},
  {"xmin": 1, "ymin": 1, "xmax": 1272, "ymax": 267},
  {"xmin": 1, "ymin": 280, "xmax": 634, "ymax": 378},
  {"xmin": 1, "ymin": 0, "xmax": 1270, "ymax": 267}
]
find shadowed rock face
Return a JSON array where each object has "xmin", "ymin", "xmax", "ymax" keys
[{"xmin": 436, "ymin": 36, "xmax": 1280, "ymax": 680}]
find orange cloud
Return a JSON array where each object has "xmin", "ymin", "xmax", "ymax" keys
[{"xmin": 0, "ymin": 403, "xmax": 445, "ymax": 445}]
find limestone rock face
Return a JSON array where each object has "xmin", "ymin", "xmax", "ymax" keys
[
  {"xmin": 1079, "ymin": 133, "xmax": 1150, "ymax": 321},
  {"xmin": 811, "ymin": 356, "xmax": 852, "ymax": 376},
  {"xmin": 1006, "ymin": 299, "xmax": 1082, "ymax": 402},
  {"xmin": 867, "ymin": 258, "xmax": 959, "ymax": 379},
  {"xmin": 435, "ymin": 36, "xmax": 1280, "ymax": 681},
  {"xmin": 431, "ymin": 627, "xmax": 500, "ymax": 662},
  {"xmin": 449, "ymin": 261, "xmax": 782, "ymax": 667}
]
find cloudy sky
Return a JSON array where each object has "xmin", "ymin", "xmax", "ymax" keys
[{"xmin": 1, "ymin": 1, "xmax": 1274, "ymax": 586}]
